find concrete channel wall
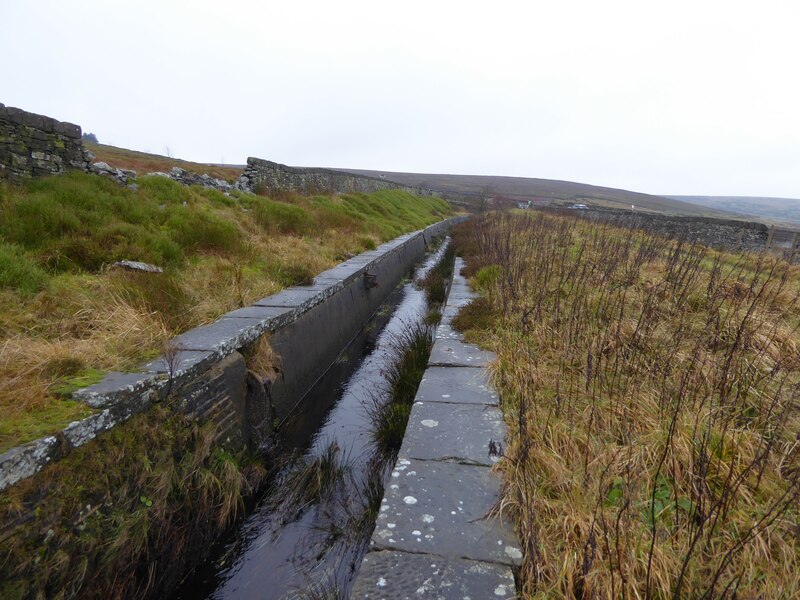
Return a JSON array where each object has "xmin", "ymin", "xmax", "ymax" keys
[
  {"xmin": 353, "ymin": 257, "xmax": 520, "ymax": 599},
  {"xmin": 0, "ymin": 217, "xmax": 466, "ymax": 493}
]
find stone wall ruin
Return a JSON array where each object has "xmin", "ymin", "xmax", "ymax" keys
[{"xmin": 0, "ymin": 103, "xmax": 94, "ymax": 180}]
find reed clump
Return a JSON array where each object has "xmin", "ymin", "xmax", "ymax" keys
[{"xmin": 454, "ymin": 212, "xmax": 800, "ymax": 598}]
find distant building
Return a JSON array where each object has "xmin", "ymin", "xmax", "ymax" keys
[
  {"xmin": 569, "ymin": 203, "xmax": 589, "ymax": 210},
  {"xmin": 517, "ymin": 200, "xmax": 532, "ymax": 209}
]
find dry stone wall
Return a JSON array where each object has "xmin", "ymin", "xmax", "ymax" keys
[
  {"xmin": 568, "ymin": 207, "xmax": 769, "ymax": 251},
  {"xmin": 237, "ymin": 156, "xmax": 442, "ymax": 199},
  {"xmin": 0, "ymin": 103, "xmax": 94, "ymax": 180}
]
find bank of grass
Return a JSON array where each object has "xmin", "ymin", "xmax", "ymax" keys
[
  {"xmin": 453, "ymin": 213, "xmax": 800, "ymax": 598},
  {"xmin": 0, "ymin": 172, "xmax": 452, "ymax": 452},
  {"xmin": 0, "ymin": 403, "xmax": 268, "ymax": 599},
  {"xmin": 84, "ymin": 141, "xmax": 244, "ymax": 182}
]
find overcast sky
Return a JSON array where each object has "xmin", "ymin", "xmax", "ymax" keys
[{"xmin": 2, "ymin": 0, "xmax": 798, "ymax": 197}]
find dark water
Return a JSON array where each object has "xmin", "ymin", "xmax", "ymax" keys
[{"xmin": 173, "ymin": 241, "xmax": 449, "ymax": 600}]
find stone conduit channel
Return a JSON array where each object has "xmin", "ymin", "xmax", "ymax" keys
[{"xmin": 352, "ymin": 257, "xmax": 520, "ymax": 599}]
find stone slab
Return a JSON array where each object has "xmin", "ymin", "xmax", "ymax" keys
[
  {"xmin": 0, "ymin": 436, "xmax": 60, "ymax": 492},
  {"xmin": 222, "ymin": 304, "xmax": 293, "ymax": 320},
  {"xmin": 428, "ymin": 339, "xmax": 496, "ymax": 368},
  {"xmin": 314, "ymin": 262, "xmax": 363, "ymax": 280},
  {"xmin": 434, "ymin": 323, "xmax": 462, "ymax": 341},
  {"xmin": 400, "ymin": 402, "xmax": 505, "ymax": 466},
  {"xmin": 221, "ymin": 304, "xmax": 297, "ymax": 331},
  {"xmin": 252, "ymin": 287, "xmax": 326, "ymax": 308},
  {"xmin": 71, "ymin": 370, "xmax": 163, "ymax": 409},
  {"xmin": 372, "ymin": 459, "xmax": 519, "ymax": 565},
  {"xmin": 416, "ymin": 367, "xmax": 498, "ymax": 406},
  {"xmin": 169, "ymin": 316, "xmax": 266, "ymax": 354},
  {"xmin": 143, "ymin": 349, "xmax": 216, "ymax": 378},
  {"xmin": 352, "ymin": 551, "xmax": 515, "ymax": 599}
]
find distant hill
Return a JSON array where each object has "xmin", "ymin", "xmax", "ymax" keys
[
  {"xmin": 340, "ymin": 168, "xmax": 734, "ymax": 217},
  {"xmin": 667, "ymin": 196, "xmax": 800, "ymax": 227}
]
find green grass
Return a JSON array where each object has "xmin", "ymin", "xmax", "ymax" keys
[{"xmin": 0, "ymin": 242, "xmax": 48, "ymax": 293}]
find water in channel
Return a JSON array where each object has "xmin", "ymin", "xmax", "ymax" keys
[{"xmin": 174, "ymin": 240, "xmax": 450, "ymax": 600}]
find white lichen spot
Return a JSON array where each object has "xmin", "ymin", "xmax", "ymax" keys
[
  {"xmin": 403, "ymin": 496, "xmax": 418, "ymax": 505},
  {"xmin": 387, "ymin": 523, "xmax": 396, "ymax": 529},
  {"xmin": 505, "ymin": 546, "xmax": 523, "ymax": 559},
  {"xmin": 442, "ymin": 394, "xmax": 451, "ymax": 398},
  {"xmin": 390, "ymin": 484, "xmax": 399, "ymax": 489},
  {"xmin": 399, "ymin": 459, "xmax": 411, "ymax": 466},
  {"xmin": 451, "ymin": 510, "xmax": 457, "ymax": 515},
  {"xmin": 377, "ymin": 578, "xmax": 387, "ymax": 587},
  {"xmin": 494, "ymin": 585, "xmax": 507, "ymax": 596},
  {"xmin": 421, "ymin": 419, "xmax": 439, "ymax": 428},
  {"xmin": 422, "ymin": 514, "xmax": 435, "ymax": 523},
  {"xmin": 412, "ymin": 530, "xmax": 421, "ymax": 536},
  {"xmin": 406, "ymin": 470, "xmax": 417, "ymax": 476},
  {"xmin": 391, "ymin": 471, "xmax": 400, "ymax": 478}
]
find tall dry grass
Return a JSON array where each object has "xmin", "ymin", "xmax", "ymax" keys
[{"xmin": 453, "ymin": 212, "xmax": 800, "ymax": 598}]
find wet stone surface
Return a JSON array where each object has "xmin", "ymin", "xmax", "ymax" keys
[
  {"xmin": 428, "ymin": 338, "xmax": 496, "ymax": 367},
  {"xmin": 170, "ymin": 316, "xmax": 266, "ymax": 355},
  {"xmin": 416, "ymin": 367, "xmax": 499, "ymax": 406},
  {"xmin": 143, "ymin": 349, "xmax": 216, "ymax": 378},
  {"xmin": 351, "ymin": 551, "xmax": 516, "ymax": 599},
  {"xmin": 252, "ymin": 286, "xmax": 327, "ymax": 308},
  {"xmin": 354, "ymin": 251, "xmax": 519, "ymax": 598},
  {"xmin": 221, "ymin": 304, "xmax": 294, "ymax": 321},
  {"xmin": 400, "ymin": 402, "xmax": 505, "ymax": 465},
  {"xmin": 371, "ymin": 458, "xmax": 519, "ymax": 564}
]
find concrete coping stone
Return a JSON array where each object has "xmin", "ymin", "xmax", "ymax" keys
[
  {"xmin": 0, "ymin": 436, "xmax": 60, "ymax": 492},
  {"xmin": 220, "ymin": 304, "xmax": 297, "ymax": 331},
  {"xmin": 169, "ymin": 316, "xmax": 267, "ymax": 355},
  {"xmin": 71, "ymin": 370, "xmax": 165, "ymax": 409}
]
